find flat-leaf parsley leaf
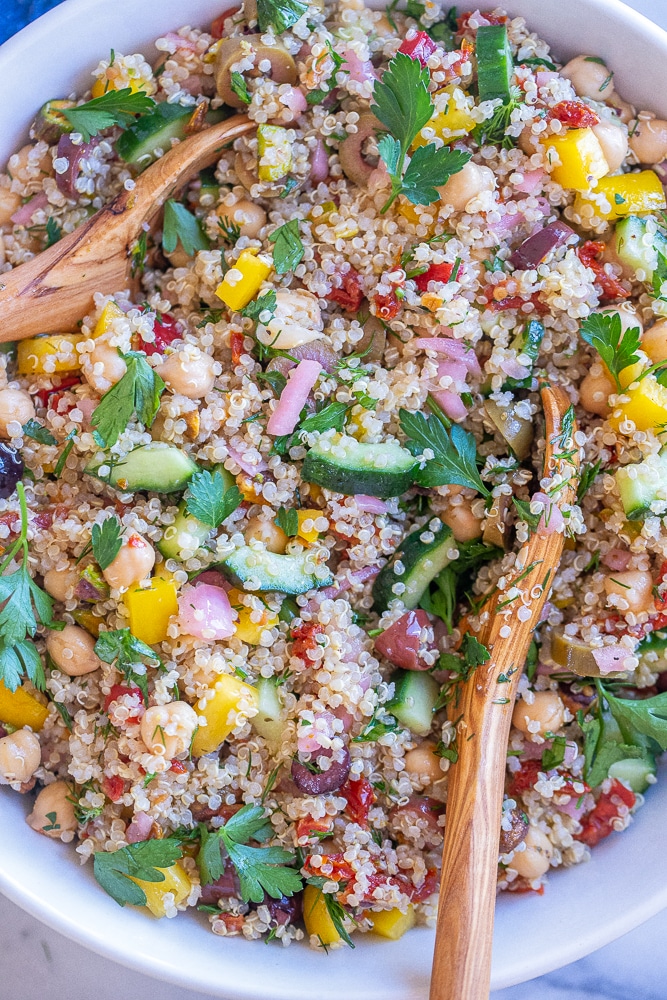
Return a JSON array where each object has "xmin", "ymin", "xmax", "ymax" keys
[
  {"xmin": 91, "ymin": 351, "xmax": 165, "ymax": 448},
  {"xmin": 94, "ymin": 628, "xmax": 163, "ymax": 704},
  {"xmin": 256, "ymin": 0, "xmax": 308, "ymax": 34},
  {"xmin": 399, "ymin": 409, "xmax": 490, "ymax": 497},
  {"xmin": 62, "ymin": 88, "xmax": 155, "ymax": 142},
  {"xmin": 162, "ymin": 199, "xmax": 210, "ymax": 257},
  {"xmin": 579, "ymin": 311, "xmax": 642, "ymax": 393},
  {"xmin": 269, "ymin": 219, "xmax": 304, "ymax": 274},
  {"xmin": 93, "ymin": 838, "xmax": 183, "ymax": 907},
  {"xmin": 185, "ymin": 470, "xmax": 242, "ymax": 529},
  {"xmin": 91, "ymin": 515, "xmax": 123, "ymax": 571}
]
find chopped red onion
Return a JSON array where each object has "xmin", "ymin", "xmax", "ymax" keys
[
  {"xmin": 353, "ymin": 494, "xmax": 388, "ymax": 514},
  {"xmin": 10, "ymin": 192, "xmax": 49, "ymax": 227},
  {"xmin": 412, "ymin": 337, "xmax": 482, "ymax": 377},
  {"xmin": 178, "ymin": 583, "xmax": 235, "ymax": 640},
  {"xmin": 510, "ymin": 220, "xmax": 577, "ymax": 271},
  {"xmin": 602, "ymin": 548, "xmax": 632, "ymax": 572},
  {"xmin": 55, "ymin": 134, "xmax": 100, "ymax": 199},
  {"xmin": 125, "ymin": 812, "xmax": 153, "ymax": 844},
  {"xmin": 310, "ymin": 138, "xmax": 329, "ymax": 183},
  {"xmin": 267, "ymin": 359, "xmax": 321, "ymax": 436},
  {"xmin": 374, "ymin": 609, "xmax": 434, "ymax": 671},
  {"xmin": 532, "ymin": 491, "xmax": 565, "ymax": 537},
  {"xmin": 591, "ymin": 644, "xmax": 634, "ymax": 674}
]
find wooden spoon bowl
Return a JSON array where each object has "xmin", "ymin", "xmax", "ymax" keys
[
  {"xmin": 430, "ymin": 384, "xmax": 579, "ymax": 1000},
  {"xmin": 0, "ymin": 114, "xmax": 254, "ymax": 342}
]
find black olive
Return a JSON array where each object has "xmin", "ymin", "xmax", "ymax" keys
[{"xmin": 0, "ymin": 444, "xmax": 23, "ymax": 500}]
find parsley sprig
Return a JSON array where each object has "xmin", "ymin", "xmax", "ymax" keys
[
  {"xmin": 62, "ymin": 88, "xmax": 155, "ymax": 143},
  {"xmin": 399, "ymin": 409, "xmax": 490, "ymax": 497},
  {"xmin": 91, "ymin": 351, "xmax": 165, "ymax": 448},
  {"xmin": 371, "ymin": 53, "xmax": 471, "ymax": 213},
  {"xmin": 579, "ymin": 312, "xmax": 642, "ymax": 393},
  {"xmin": 582, "ymin": 680, "xmax": 667, "ymax": 788},
  {"xmin": 94, "ymin": 838, "xmax": 183, "ymax": 907},
  {"xmin": 0, "ymin": 482, "xmax": 53, "ymax": 691},
  {"xmin": 185, "ymin": 470, "xmax": 242, "ymax": 529},
  {"xmin": 269, "ymin": 219, "xmax": 304, "ymax": 274},
  {"xmin": 91, "ymin": 515, "xmax": 123, "ymax": 570},
  {"xmin": 94, "ymin": 628, "xmax": 164, "ymax": 704},
  {"xmin": 256, "ymin": 0, "xmax": 308, "ymax": 33},
  {"xmin": 163, "ymin": 199, "xmax": 210, "ymax": 257}
]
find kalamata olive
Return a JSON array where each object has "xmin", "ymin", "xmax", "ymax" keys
[
  {"xmin": 499, "ymin": 807, "xmax": 529, "ymax": 855},
  {"xmin": 291, "ymin": 747, "xmax": 351, "ymax": 794},
  {"xmin": 0, "ymin": 443, "xmax": 24, "ymax": 499},
  {"xmin": 263, "ymin": 891, "xmax": 303, "ymax": 925},
  {"xmin": 199, "ymin": 859, "xmax": 240, "ymax": 905}
]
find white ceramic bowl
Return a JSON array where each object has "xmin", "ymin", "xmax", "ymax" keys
[{"xmin": 2, "ymin": 0, "xmax": 667, "ymax": 995}]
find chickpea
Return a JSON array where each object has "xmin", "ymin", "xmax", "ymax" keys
[
  {"xmin": 561, "ymin": 55, "xmax": 615, "ymax": 100},
  {"xmin": 592, "ymin": 119, "xmax": 628, "ymax": 172},
  {"xmin": 244, "ymin": 515, "xmax": 287, "ymax": 554},
  {"xmin": 642, "ymin": 320, "xmax": 667, "ymax": 364},
  {"xmin": 517, "ymin": 127, "xmax": 540, "ymax": 156},
  {"xmin": 27, "ymin": 780, "xmax": 78, "ymax": 839},
  {"xmin": 164, "ymin": 244, "xmax": 191, "ymax": 269},
  {"xmin": 156, "ymin": 349, "xmax": 216, "ymax": 399},
  {"xmin": 217, "ymin": 199, "xmax": 267, "ymax": 240},
  {"xmin": 629, "ymin": 116, "xmax": 667, "ymax": 164},
  {"xmin": 604, "ymin": 569, "xmax": 655, "ymax": 615},
  {"xmin": 442, "ymin": 504, "xmax": 483, "ymax": 543},
  {"xmin": 512, "ymin": 690, "xmax": 565, "ymax": 737},
  {"xmin": 102, "ymin": 532, "xmax": 156, "ymax": 591},
  {"xmin": 0, "ymin": 388, "xmax": 35, "ymax": 438},
  {"xmin": 43, "ymin": 565, "xmax": 80, "ymax": 603},
  {"xmin": 0, "ymin": 185, "xmax": 22, "ymax": 227},
  {"xmin": 607, "ymin": 93, "xmax": 636, "ymax": 126},
  {"xmin": 510, "ymin": 826, "xmax": 553, "ymax": 879},
  {"xmin": 578, "ymin": 371, "xmax": 613, "ymax": 416},
  {"xmin": 84, "ymin": 342, "xmax": 127, "ymax": 394},
  {"xmin": 403, "ymin": 742, "xmax": 443, "ymax": 784},
  {"xmin": 140, "ymin": 701, "xmax": 198, "ymax": 758},
  {"xmin": 439, "ymin": 162, "xmax": 496, "ymax": 212},
  {"xmin": 46, "ymin": 624, "xmax": 102, "ymax": 677},
  {"xmin": 0, "ymin": 729, "xmax": 41, "ymax": 785}
]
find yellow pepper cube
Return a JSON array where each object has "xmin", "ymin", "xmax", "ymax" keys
[
  {"xmin": 575, "ymin": 170, "xmax": 666, "ymax": 221},
  {"xmin": 0, "ymin": 681, "xmax": 48, "ymax": 731},
  {"xmin": 123, "ymin": 576, "xmax": 178, "ymax": 646},
  {"xmin": 310, "ymin": 201, "xmax": 336, "ymax": 224},
  {"xmin": 541, "ymin": 127, "xmax": 609, "ymax": 191},
  {"xmin": 215, "ymin": 250, "xmax": 272, "ymax": 312},
  {"xmin": 414, "ymin": 87, "xmax": 476, "ymax": 147},
  {"xmin": 303, "ymin": 884, "xmax": 342, "ymax": 946},
  {"xmin": 234, "ymin": 606, "xmax": 279, "ymax": 645},
  {"xmin": 91, "ymin": 76, "xmax": 154, "ymax": 99},
  {"xmin": 92, "ymin": 300, "xmax": 124, "ymax": 339},
  {"xmin": 257, "ymin": 124, "xmax": 292, "ymax": 182},
  {"xmin": 610, "ymin": 374, "xmax": 667, "ymax": 432},
  {"xmin": 17, "ymin": 334, "xmax": 83, "ymax": 375},
  {"xmin": 602, "ymin": 359, "xmax": 644, "ymax": 389},
  {"xmin": 192, "ymin": 674, "xmax": 259, "ymax": 755},
  {"xmin": 368, "ymin": 904, "xmax": 416, "ymax": 940},
  {"xmin": 129, "ymin": 861, "xmax": 191, "ymax": 917},
  {"xmin": 297, "ymin": 509, "xmax": 326, "ymax": 544}
]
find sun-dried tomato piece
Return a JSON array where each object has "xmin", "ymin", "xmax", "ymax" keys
[
  {"xmin": 327, "ymin": 268, "xmax": 365, "ymax": 312},
  {"xmin": 577, "ymin": 240, "xmax": 629, "ymax": 301},
  {"xmin": 548, "ymin": 101, "xmax": 600, "ymax": 128},
  {"xmin": 340, "ymin": 778, "xmax": 375, "ymax": 827},
  {"xmin": 414, "ymin": 262, "xmax": 454, "ymax": 292}
]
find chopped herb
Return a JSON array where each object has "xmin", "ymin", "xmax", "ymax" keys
[
  {"xmin": 652, "ymin": 251, "xmax": 667, "ymax": 302},
  {"xmin": 94, "ymin": 628, "xmax": 163, "ymax": 704},
  {"xmin": 275, "ymin": 507, "xmax": 299, "ymax": 537},
  {"xmin": 130, "ymin": 230, "xmax": 148, "ymax": 277},
  {"xmin": 91, "ymin": 351, "xmax": 165, "ymax": 448},
  {"xmin": 513, "ymin": 497, "xmax": 542, "ymax": 532},
  {"xmin": 53, "ymin": 701, "xmax": 73, "ymax": 730},
  {"xmin": 519, "ymin": 56, "xmax": 557, "ymax": 71},
  {"xmin": 461, "ymin": 632, "xmax": 490, "ymax": 669},
  {"xmin": 22, "ymin": 419, "xmax": 57, "ymax": 446},
  {"xmin": 300, "ymin": 400, "xmax": 350, "ymax": 435},
  {"xmin": 218, "ymin": 217, "xmax": 242, "ymax": 245},
  {"xmin": 399, "ymin": 409, "xmax": 490, "ymax": 497},
  {"xmin": 93, "ymin": 838, "xmax": 183, "ymax": 907},
  {"xmin": 305, "ymin": 878, "xmax": 355, "ymax": 948},
  {"xmin": 230, "ymin": 71, "xmax": 251, "ymax": 105},
  {"xmin": 472, "ymin": 87, "xmax": 522, "ymax": 149},
  {"xmin": 541, "ymin": 735, "xmax": 567, "ymax": 770},
  {"xmin": 261, "ymin": 763, "xmax": 282, "ymax": 804},
  {"xmin": 255, "ymin": 0, "xmax": 308, "ymax": 33},
  {"xmin": 584, "ymin": 551, "xmax": 601, "ymax": 573},
  {"xmin": 435, "ymin": 739, "xmax": 458, "ymax": 762},
  {"xmin": 352, "ymin": 709, "xmax": 399, "ymax": 743},
  {"xmin": 185, "ymin": 469, "xmax": 242, "ymax": 529},
  {"xmin": 614, "ymin": 193, "xmax": 626, "ymax": 205},
  {"xmin": 241, "ymin": 290, "xmax": 277, "ymax": 324},
  {"xmin": 584, "ymin": 56, "xmax": 606, "ymax": 65},
  {"xmin": 162, "ymin": 199, "xmax": 210, "ymax": 257},
  {"xmin": 54, "ymin": 431, "xmax": 76, "ymax": 477},
  {"xmin": 269, "ymin": 219, "xmax": 304, "ymax": 274},
  {"xmin": 143, "ymin": 772, "xmax": 156, "ymax": 788},
  {"xmin": 577, "ymin": 460, "xmax": 602, "ymax": 504},
  {"xmin": 579, "ymin": 311, "xmax": 642, "ymax": 393},
  {"xmin": 525, "ymin": 640, "xmax": 538, "ymax": 682},
  {"xmin": 91, "ymin": 514, "xmax": 123, "ymax": 571},
  {"xmin": 256, "ymin": 369, "xmax": 287, "ymax": 397},
  {"xmin": 62, "ymin": 88, "xmax": 155, "ymax": 142},
  {"xmin": 45, "ymin": 216, "xmax": 62, "ymax": 248}
]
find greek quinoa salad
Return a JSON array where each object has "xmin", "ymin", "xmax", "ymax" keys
[{"xmin": 4, "ymin": 0, "xmax": 667, "ymax": 952}]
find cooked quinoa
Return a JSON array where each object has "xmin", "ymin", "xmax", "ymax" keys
[{"xmin": 1, "ymin": 0, "xmax": 667, "ymax": 949}]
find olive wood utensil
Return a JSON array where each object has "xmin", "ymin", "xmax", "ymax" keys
[
  {"xmin": 0, "ymin": 114, "xmax": 254, "ymax": 341},
  {"xmin": 430, "ymin": 384, "xmax": 579, "ymax": 1000}
]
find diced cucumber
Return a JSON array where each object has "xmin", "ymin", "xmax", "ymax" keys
[
  {"xmin": 302, "ymin": 434, "xmax": 417, "ymax": 500},
  {"xmin": 485, "ymin": 399, "xmax": 533, "ymax": 461},
  {"xmin": 387, "ymin": 670, "xmax": 439, "ymax": 737},
  {"xmin": 252, "ymin": 677, "xmax": 284, "ymax": 744},
  {"xmin": 614, "ymin": 215, "xmax": 667, "ymax": 282},
  {"xmin": 476, "ymin": 24, "xmax": 513, "ymax": 103},
  {"xmin": 615, "ymin": 450, "xmax": 667, "ymax": 519},
  {"xmin": 278, "ymin": 596, "xmax": 300, "ymax": 623},
  {"xmin": 116, "ymin": 103, "xmax": 196, "ymax": 168},
  {"xmin": 220, "ymin": 546, "xmax": 334, "ymax": 594},
  {"xmin": 199, "ymin": 167, "xmax": 220, "ymax": 204},
  {"xmin": 158, "ymin": 501, "xmax": 211, "ymax": 561},
  {"xmin": 87, "ymin": 443, "xmax": 199, "ymax": 494},
  {"xmin": 638, "ymin": 629, "xmax": 667, "ymax": 654},
  {"xmin": 372, "ymin": 523, "xmax": 454, "ymax": 612},
  {"xmin": 212, "ymin": 463, "xmax": 237, "ymax": 492},
  {"xmin": 608, "ymin": 755, "xmax": 656, "ymax": 793}
]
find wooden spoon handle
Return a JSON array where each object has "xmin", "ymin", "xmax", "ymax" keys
[
  {"xmin": 430, "ymin": 385, "xmax": 577, "ymax": 1000},
  {"xmin": 0, "ymin": 115, "xmax": 253, "ymax": 342}
]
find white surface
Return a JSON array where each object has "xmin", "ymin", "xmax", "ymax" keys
[{"xmin": 2, "ymin": 0, "xmax": 667, "ymax": 998}]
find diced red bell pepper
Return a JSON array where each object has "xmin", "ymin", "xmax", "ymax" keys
[
  {"xmin": 577, "ymin": 241, "xmax": 629, "ymax": 301},
  {"xmin": 326, "ymin": 268, "xmax": 365, "ymax": 312},
  {"xmin": 414, "ymin": 262, "xmax": 454, "ymax": 292},
  {"xmin": 373, "ymin": 290, "xmax": 402, "ymax": 321},
  {"xmin": 548, "ymin": 101, "xmax": 600, "ymax": 128},
  {"xmin": 210, "ymin": 6, "xmax": 240, "ymax": 37},
  {"xmin": 398, "ymin": 31, "xmax": 438, "ymax": 67},
  {"xmin": 103, "ymin": 684, "xmax": 143, "ymax": 719},
  {"xmin": 230, "ymin": 331, "xmax": 246, "ymax": 366},
  {"xmin": 102, "ymin": 774, "xmax": 125, "ymax": 802},
  {"xmin": 340, "ymin": 778, "xmax": 375, "ymax": 827},
  {"xmin": 295, "ymin": 815, "xmax": 333, "ymax": 841},
  {"xmin": 291, "ymin": 622, "xmax": 326, "ymax": 660},
  {"xmin": 33, "ymin": 375, "xmax": 81, "ymax": 409},
  {"xmin": 137, "ymin": 312, "xmax": 182, "ymax": 357},
  {"xmin": 577, "ymin": 779, "xmax": 635, "ymax": 847}
]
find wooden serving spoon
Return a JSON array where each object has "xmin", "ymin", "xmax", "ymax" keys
[
  {"xmin": 0, "ymin": 114, "xmax": 255, "ymax": 342},
  {"xmin": 430, "ymin": 384, "xmax": 579, "ymax": 1000}
]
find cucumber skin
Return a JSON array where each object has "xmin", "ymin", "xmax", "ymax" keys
[
  {"xmin": 116, "ymin": 103, "xmax": 194, "ymax": 166},
  {"xmin": 302, "ymin": 451, "xmax": 416, "ymax": 500},
  {"xmin": 87, "ymin": 445, "xmax": 198, "ymax": 494},
  {"xmin": 476, "ymin": 24, "xmax": 513, "ymax": 102},
  {"xmin": 608, "ymin": 756, "xmax": 656, "ymax": 793},
  {"xmin": 220, "ymin": 546, "xmax": 334, "ymax": 595},
  {"xmin": 157, "ymin": 502, "xmax": 210, "ymax": 560},
  {"xmin": 615, "ymin": 451, "xmax": 667, "ymax": 519},
  {"xmin": 372, "ymin": 523, "xmax": 454, "ymax": 612},
  {"xmin": 387, "ymin": 669, "xmax": 439, "ymax": 737}
]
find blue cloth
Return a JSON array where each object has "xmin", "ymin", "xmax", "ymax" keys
[{"xmin": 1, "ymin": 0, "xmax": 67, "ymax": 45}]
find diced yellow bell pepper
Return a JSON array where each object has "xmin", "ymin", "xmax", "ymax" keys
[
  {"xmin": 303, "ymin": 884, "xmax": 342, "ymax": 946},
  {"xmin": 414, "ymin": 87, "xmax": 476, "ymax": 147},
  {"xmin": 609, "ymin": 374, "xmax": 667, "ymax": 432},
  {"xmin": 297, "ymin": 509, "xmax": 325, "ymax": 544},
  {"xmin": 17, "ymin": 334, "xmax": 83, "ymax": 375},
  {"xmin": 91, "ymin": 74, "xmax": 154, "ymax": 99},
  {"xmin": 368, "ymin": 905, "xmax": 416, "ymax": 940},
  {"xmin": 123, "ymin": 576, "xmax": 178, "ymax": 646},
  {"xmin": 574, "ymin": 170, "xmax": 666, "ymax": 221},
  {"xmin": 129, "ymin": 861, "xmax": 191, "ymax": 917},
  {"xmin": 0, "ymin": 681, "xmax": 48, "ymax": 731},
  {"xmin": 227, "ymin": 587, "xmax": 278, "ymax": 644},
  {"xmin": 215, "ymin": 250, "xmax": 272, "ymax": 312},
  {"xmin": 72, "ymin": 609, "xmax": 103, "ymax": 637},
  {"xmin": 257, "ymin": 124, "xmax": 292, "ymax": 182},
  {"xmin": 541, "ymin": 127, "xmax": 609, "ymax": 191},
  {"xmin": 92, "ymin": 301, "xmax": 124, "ymax": 339},
  {"xmin": 310, "ymin": 201, "xmax": 336, "ymax": 224},
  {"xmin": 602, "ymin": 359, "xmax": 644, "ymax": 389},
  {"xmin": 191, "ymin": 674, "xmax": 259, "ymax": 755},
  {"xmin": 236, "ymin": 471, "xmax": 269, "ymax": 504}
]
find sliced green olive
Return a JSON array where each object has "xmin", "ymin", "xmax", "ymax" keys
[
  {"xmin": 339, "ymin": 113, "xmax": 381, "ymax": 189},
  {"xmin": 484, "ymin": 399, "xmax": 533, "ymax": 461},
  {"xmin": 547, "ymin": 628, "xmax": 630, "ymax": 678},
  {"xmin": 32, "ymin": 99, "xmax": 75, "ymax": 143},
  {"xmin": 482, "ymin": 492, "xmax": 512, "ymax": 550},
  {"xmin": 215, "ymin": 36, "xmax": 297, "ymax": 108}
]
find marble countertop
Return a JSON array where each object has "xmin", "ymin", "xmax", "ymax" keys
[{"xmin": 2, "ymin": 0, "xmax": 667, "ymax": 997}]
